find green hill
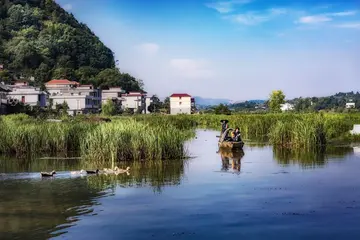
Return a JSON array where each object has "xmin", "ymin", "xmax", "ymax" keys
[{"xmin": 0, "ymin": 0, "xmax": 143, "ymax": 91}]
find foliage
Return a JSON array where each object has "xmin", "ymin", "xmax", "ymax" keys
[
  {"xmin": 147, "ymin": 95, "xmax": 161, "ymax": 113},
  {"xmin": 213, "ymin": 104, "xmax": 231, "ymax": 115},
  {"xmin": 0, "ymin": 0, "xmax": 143, "ymax": 92},
  {"xmin": 268, "ymin": 90, "xmax": 285, "ymax": 113},
  {"xmin": 81, "ymin": 119, "xmax": 190, "ymax": 162},
  {"xmin": 101, "ymin": 99, "xmax": 116, "ymax": 116}
]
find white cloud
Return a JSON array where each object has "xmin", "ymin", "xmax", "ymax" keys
[
  {"xmin": 135, "ymin": 43, "xmax": 160, "ymax": 55},
  {"xmin": 63, "ymin": 4, "xmax": 73, "ymax": 11},
  {"xmin": 335, "ymin": 22, "xmax": 360, "ymax": 29},
  {"xmin": 170, "ymin": 58, "xmax": 214, "ymax": 79},
  {"xmin": 329, "ymin": 11, "xmax": 357, "ymax": 16},
  {"xmin": 298, "ymin": 15, "xmax": 332, "ymax": 24},
  {"xmin": 226, "ymin": 8, "xmax": 287, "ymax": 25},
  {"xmin": 297, "ymin": 10, "xmax": 357, "ymax": 25},
  {"xmin": 205, "ymin": 0, "xmax": 251, "ymax": 14}
]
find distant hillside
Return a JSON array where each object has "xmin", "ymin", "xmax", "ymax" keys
[
  {"xmin": 288, "ymin": 91, "xmax": 360, "ymax": 111},
  {"xmin": 0, "ymin": 0, "xmax": 142, "ymax": 91},
  {"xmin": 194, "ymin": 96, "xmax": 231, "ymax": 106}
]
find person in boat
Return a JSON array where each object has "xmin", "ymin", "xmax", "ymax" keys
[
  {"xmin": 220, "ymin": 120, "xmax": 229, "ymax": 134},
  {"xmin": 233, "ymin": 127, "xmax": 242, "ymax": 142}
]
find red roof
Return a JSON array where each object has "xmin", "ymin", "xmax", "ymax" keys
[
  {"xmin": 46, "ymin": 79, "xmax": 79, "ymax": 85},
  {"xmin": 170, "ymin": 93, "xmax": 191, "ymax": 98}
]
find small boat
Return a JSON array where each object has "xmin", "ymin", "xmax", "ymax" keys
[
  {"xmin": 218, "ymin": 141, "xmax": 244, "ymax": 149},
  {"xmin": 41, "ymin": 170, "xmax": 56, "ymax": 177},
  {"xmin": 86, "ymin": 169, "xmax": 99, "ymax": 174},
  {"xmin": 218, "ymin": 128, "xmax": 244, "ymax": 150}
]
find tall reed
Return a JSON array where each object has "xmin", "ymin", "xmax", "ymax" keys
[{"xmin": 81, "ymin": 119, "xmax": 190, "ymax": 162}]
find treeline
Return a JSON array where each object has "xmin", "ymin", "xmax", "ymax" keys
[
  {"xmin": 0, "ymin": 0, "xmax": 143, "ymax": 92},
  {"xmin": 203, "ymin": 91, "xmax": 360, "ymax": 114},
  {"xmin": 288, "ymin": 91, "xmax": 360, "ymax": 112}
]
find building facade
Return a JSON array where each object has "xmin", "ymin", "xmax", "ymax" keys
[
  {"xmin": 121, "ymin": 92, "xmax": 147, "ymax": 113},
  {"xmin": 170, "ymin": 93, "xmax": 193, "ymax": 115},
  {"xmin": 46, "ymin": 80, "xmax": 101, "ymax": 115},
  {"xmin": 6, "ymin": 81, "xmax": 46, "ymax": 107},
  {"xmin": 280, "ymin": 103, "xmax": 294, "ymax": 111},
  {"xmin": 101, "ymin": 87, "xmax": 125, "ymax": 106}
]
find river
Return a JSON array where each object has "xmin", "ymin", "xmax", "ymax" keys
[{"xmin": 1, "ymin": 130, "xmax": 360, "ymax": 239}]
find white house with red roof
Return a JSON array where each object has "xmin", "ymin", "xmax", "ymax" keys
[{"xmin": 170, "ymin": 93, "xmax": 195, "ymax": 115}]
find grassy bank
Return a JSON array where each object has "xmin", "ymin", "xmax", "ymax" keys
[
  {"xmin": 0, "ymin": 113, "xmax": 359, "ymax": 158},
  {"xmin": 189, "ymin": 113, "xmax": 360, "ymax": 148},
  {"xmin": 81, "ymin": 119, "xmax": 191, "ymax": 162},
  {"xmin": 0, "ymin": 114, "xmax": 193, "ymax": 161}
]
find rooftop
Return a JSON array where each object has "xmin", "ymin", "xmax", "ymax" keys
[
  {"xmin": 46, "ymin": 79, "xmax": 80, "ymax": 85},
  {"xmin": 170, "ymin": 93, "xmax": 191, "ymax": 98}
]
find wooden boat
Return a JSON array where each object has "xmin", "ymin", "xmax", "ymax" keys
[
  {"xmin": 218, "ymin": 128, "xmax": 244, "ymax": 150},
  {"xmin": 218, "ymin": 141, "xmax": 244, "ymax": 149}
]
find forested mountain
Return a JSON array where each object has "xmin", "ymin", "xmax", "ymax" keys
[{"xmin": 0, "ymin": 0, "xmax": 143, "ymax": 91}]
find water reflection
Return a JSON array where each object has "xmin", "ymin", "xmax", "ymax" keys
[
  {"xmin": 0, "ymin": 154, "xmax": 82, "ymax": 173},
  {"xmin": 273, "ymin": 146, "xmax": 354, "ymax": 168},
  {"xmin": 0, "ymin": 157, "xmax": 187, "ymax": 239},
  {"xmin": 87, "ymin": 160, "xmax": 187, "ymax": 193},
  {"xmin": 219, "ymin": 149, "xmax": 245, "ymax": 173},
  {"xmin": 0, "ymin": 176, "xmax": 108, "ymax": 239}
]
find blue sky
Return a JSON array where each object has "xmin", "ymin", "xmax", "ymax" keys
[{"xmin": 56, "ymin": 0, "xmax": 360, "ymax": 100}]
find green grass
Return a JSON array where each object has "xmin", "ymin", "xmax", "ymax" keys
[
  {"xmin": 81, "ymin": 119, "xmax": 190, "ymax": 162},
  {"xmin": 0, "ymin": 114, "xmax": 193, "ymax": 161},
  {"xmin": 1, "ymin": 113, "xmax": 360, "ymax": 159}
]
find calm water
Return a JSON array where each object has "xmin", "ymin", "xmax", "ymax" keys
[{"xmin": 1, "ymin": 130, "xmax": 360, "ymax": 240}]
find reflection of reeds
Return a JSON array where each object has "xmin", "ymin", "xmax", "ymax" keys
[
  {"xmin": 86, "ymin": 160, "xmax": 187, "ymax": 193},
  {"xmin": 273, "ymin": 146, "xmax": 354, "ymax": 168},
  {"xmin": 0, "ymin": 177, "xmax": 107, "ymax": 239},
  {"xmin": 0, "ymin": 154, "xmax": 83, "ymax": 173}
]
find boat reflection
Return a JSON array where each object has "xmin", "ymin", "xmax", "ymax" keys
[{"xmin": 219, "ymin": 149, "xmax": 245, "ymax": 173}]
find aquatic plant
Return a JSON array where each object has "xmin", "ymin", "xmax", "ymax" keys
[{"xmin": 81, "ymin": 119, "xmax": 190, "ymax": 162}]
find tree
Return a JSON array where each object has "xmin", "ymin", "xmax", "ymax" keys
[
  {"xmin": 102, "ymin": 99, "xmax": 116, "ymax": 116},
  {"xmin": 214, "ymin": 104, "xmax": 231, "ymax": 115},
  {"xmin": 269, "ymin": 90, "xmax": 285, "ymax": 113},
  {"xmin": 147, "ymin": 95, "xmax": 161, "ymax": 113},
  {"xmin": 161, "ymin": 97, "xmax": 170, "ymax": 114}
]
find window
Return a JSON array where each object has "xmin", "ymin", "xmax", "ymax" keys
[
  {"xmin": 117, "ymin": 93, "xmax": 121, "ymax": 97},
  {"xmin": 179, "ymin": 102, "xmax": 182, "ymax": 105},
  {"xmin": 21, "ymin": 96, "xmax": 25, "ymax": 103},
  {"xmin": 179, "ymin": 97, "xmax": 182, "ymax": 100}
]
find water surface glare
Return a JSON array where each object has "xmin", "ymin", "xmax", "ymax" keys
[{"xmin": 1, "ymin": 130, "xmax": 360, "ymax": 239}]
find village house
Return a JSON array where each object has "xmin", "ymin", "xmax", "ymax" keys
[
  {"xmin": 121, "ymin": 91, "xmax": 148, "ymax": 113},
  {"xmin": 6, "ymin": 81, "xmax": 46, "ymax": 107},
  {"xmin": 280, "ymin": 103, "xmax": 294, "ymax": 112},
  {"xmin": 46, "ymin": 79, "xmax": 101, "ymax": 115},
  {"xmin": 0, "ymin": 83, "xmax": 11, "ymax": 114},
  {"xmin": 170, "ymin": 93, "xmax": 195, "ymax": 115},
  {"xmin": 101, "ymin": 87, "xmax": 125, "ymax": 106},
  {"xmin": 346, "ymin": 101, "xmax": 355, "ymax": 109}
]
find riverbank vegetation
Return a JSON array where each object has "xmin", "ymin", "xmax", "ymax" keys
[
  {"xmin": 0, "ymin": 113, "xmax": 359, "ymax": 159},
  {"xmin": 0, "ymin": 114, "xmax": 193, "ymax": 161}
]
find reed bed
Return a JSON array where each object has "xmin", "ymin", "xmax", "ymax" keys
[
  {"xmin": 0, "ymin": 114, "xmax": 96, "ymax": 155},
  {"xmin": 81, "ymin": 119, "xmax": 190, "ymax": 162},
  {"xmin": 1, "ymin": 112, "xmax": 359, "ymax": 157}
]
